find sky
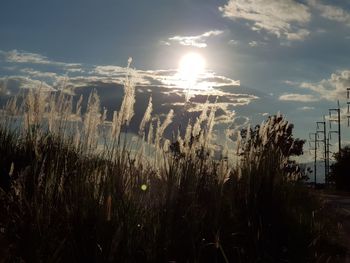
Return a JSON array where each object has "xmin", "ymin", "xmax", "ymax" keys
[{"xmin": 1, "ymin": 0, "xmax": 350, "ymax": 164}]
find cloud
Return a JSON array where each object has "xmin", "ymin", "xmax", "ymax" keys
[
  {"xmin": 285, "ymin": 29, "xmax": 310, "ymax": 41},
  {"xmin": 1, "ymin": 49, "xmax": 82, "ymax": 70},
  {"xmin": 3, "ymin": 50, "xmax": 49, "ymax": 64},
  {"xmin": 20, "ymin": 68, "xmax": 58, "ymax": 79},
  {"xmin": 299, "ymin": 70, "xmax": 350, "ymax": 101},
  {"xmin": 0, "ymin": 49, "xmax": 259, "ymax": 129},
  {"xmin": 228, "ymin": 39, "xmax": 238, "ymax": 46},
  {"xmin": 284, "ymin": 80, "xmax": 299, "ymax": 86},
  {"xmin": 0, "ymin": 76, "xmax": 54, "ymax": 92},
  {"xmin": 298, "ymin": 106, "xmax": 315, "ymax": 111},
  {"xmin": 1, "ymin": 50, "xmax": 241, "ymax": 93},
  {"xmin": 92, "ymin": 65, "xmax": 241, "ymax": 92},
  {"xmin": 159, "ymin": 40, "xmax": 171, "ymax": 46},
  {"xmin": 163, "ymin": 99, "xmax": 252, "ymax": 126},
  {"xmin": 308, "ymin": 0, "xmax": 350, "ymax": 25},
  {"xmin": 249, "ymin": 41, "xmax": 258, "ymax": 47},
  {"xmin": 1, "ymin": 50, "xmax": 241, "ymax": 95},
  {"xmin": 93, "ymin": 65, "xmax": 127, "ymax": 76},
  {"xmin": 259, "ymin": 112, "xmax": 269, "ymax": 116},
  {"xmin": 248, "ymin": 41, "xmax": 267, "ymax": 47},
  {"xmin": 279, "ymin": 93, "xmax": 318, "ymax": 102},
  {"xmin": 0, "ymin": 79, "xmax": 8, "ymax": 95},
  {"xmin": 167, "ymin": 30, "xmax": 224, "ymax": 48},
  {"xmin": 219, "ymin": 0, "xmax": 311, "ymax": 41}
]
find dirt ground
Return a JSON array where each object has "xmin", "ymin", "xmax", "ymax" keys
[{"xmin": 318, "ymin": 191, "xmax": 350, "ymax": 262}]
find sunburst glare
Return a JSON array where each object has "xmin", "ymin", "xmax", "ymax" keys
[{"xmin": 178, "ymin": 52, "xmax": 206, "ymax": 86}]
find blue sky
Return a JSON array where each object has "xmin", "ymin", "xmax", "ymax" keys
[{"xmin": 1, "ymin": 0, "xmax": 350, "ymax": 162}]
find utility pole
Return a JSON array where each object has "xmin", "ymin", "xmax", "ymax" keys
[{"xmin": 316, "ymin": 119, "xmax": 327, "ymax": 185}]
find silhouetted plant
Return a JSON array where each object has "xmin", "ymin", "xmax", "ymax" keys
[{"xmin": 0, "ymin": 61, "xmax": 346, "ymax": 262}]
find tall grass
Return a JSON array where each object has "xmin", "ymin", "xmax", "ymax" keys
[{"xmin": 0, "ymin": 61, "xmax": 346, "ymax": 262}]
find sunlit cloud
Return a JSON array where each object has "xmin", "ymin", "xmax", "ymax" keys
[
  {"xmin": 0, "ymin": 50, "xmax": 258, "ymax": 136},
  {"xmin": 219, "ymin": 0, "xmax": 311, "ymax": 41},
  {"xmin": 0, "ymin": 76, "xmax": 54, "ymax": 92},
  {"xmin": 167, "ymin": 30, "xmax": 224, "ymax": 48},
  {"xmin": 92, "ymin": 65, "xmax": 241, "ymax": 92},
  {"xmin": 0, "ymin": 49, "xmax": 254, "ymax": 120},
  {"xmin": 299, "ymin": 70, "xmax": 350, "ymax": 101}
]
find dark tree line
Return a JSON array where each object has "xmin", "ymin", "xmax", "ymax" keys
[{"xmin": 331, "ymin": 146, "xmax": 350, "ymax": 191}]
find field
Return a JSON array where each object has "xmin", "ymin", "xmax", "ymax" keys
[{"xmin": 0, "ymin": 68, "xmax": 347, "ymax": 262}]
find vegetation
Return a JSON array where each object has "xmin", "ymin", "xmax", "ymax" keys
[
  {"xmin": 331, "ymin": 146, "xmax": 350, "ymax": 191},
  {"xmin": 0, "ymin": 63, "xmax": 346, "ymax": 262}
]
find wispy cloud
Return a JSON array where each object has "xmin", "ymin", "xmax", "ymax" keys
[
  {"xmin": 308, "ymin": 0, "xmax": 350, "ymax": 25},
  {"xmin": 285, "ymin": 29, "xmax": 310, "ymax": 41},
  {"xmin": 1, "ymin": 49, "xmax": 82, "ymax": 70},
  {"xmin": 248, "ymin": 41, "xmax": 267, "ymax": 47},
  {"xmin": 159, "ymin": 40, "xmax": 171, "ymax": 46},
  {"xmin": 167, "ymin": 30, "xmax": 224, "ymax": 48},
  {"xmin": 20, "ymin": 68, "xmax": 58, "ymax": 79},
  {"xmin": 219, "ymin": 0, "xmax": 311, "ymax": 41},
  {"xmin": 279, "ymin": 93, "xmax": 318, "ymax": 102}
]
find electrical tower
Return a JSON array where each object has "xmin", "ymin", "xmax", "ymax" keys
[
  {"xmin": 316, "ymin": 119, "xmax": 327, "ymax": 185},
  {"xmin": 326, "ymin": 133, "xmax": 331, "ymax": 181},
  {"xmin": 329, "ymin": 101, "xmax": 341, "ymax": 155},
  {"xmin": 327, "ymin": 130, "xmax": 339, "ymax": 185},
  {"xmin": 309, "ymin": 132, "xmax": 318, "ymax": 186},
  {"xmin": 347, "ymin": 88, "xmax": 350, "ymax": 127}
]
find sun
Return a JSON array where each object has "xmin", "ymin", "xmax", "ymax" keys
[{"xmin": 178, "ymin": 52, "xmax": 206, "ymax": 84}]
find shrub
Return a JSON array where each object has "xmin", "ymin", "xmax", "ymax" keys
[{"xmin": 330, "ymin": 146, "xmax": 350, "ymax": 191}]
